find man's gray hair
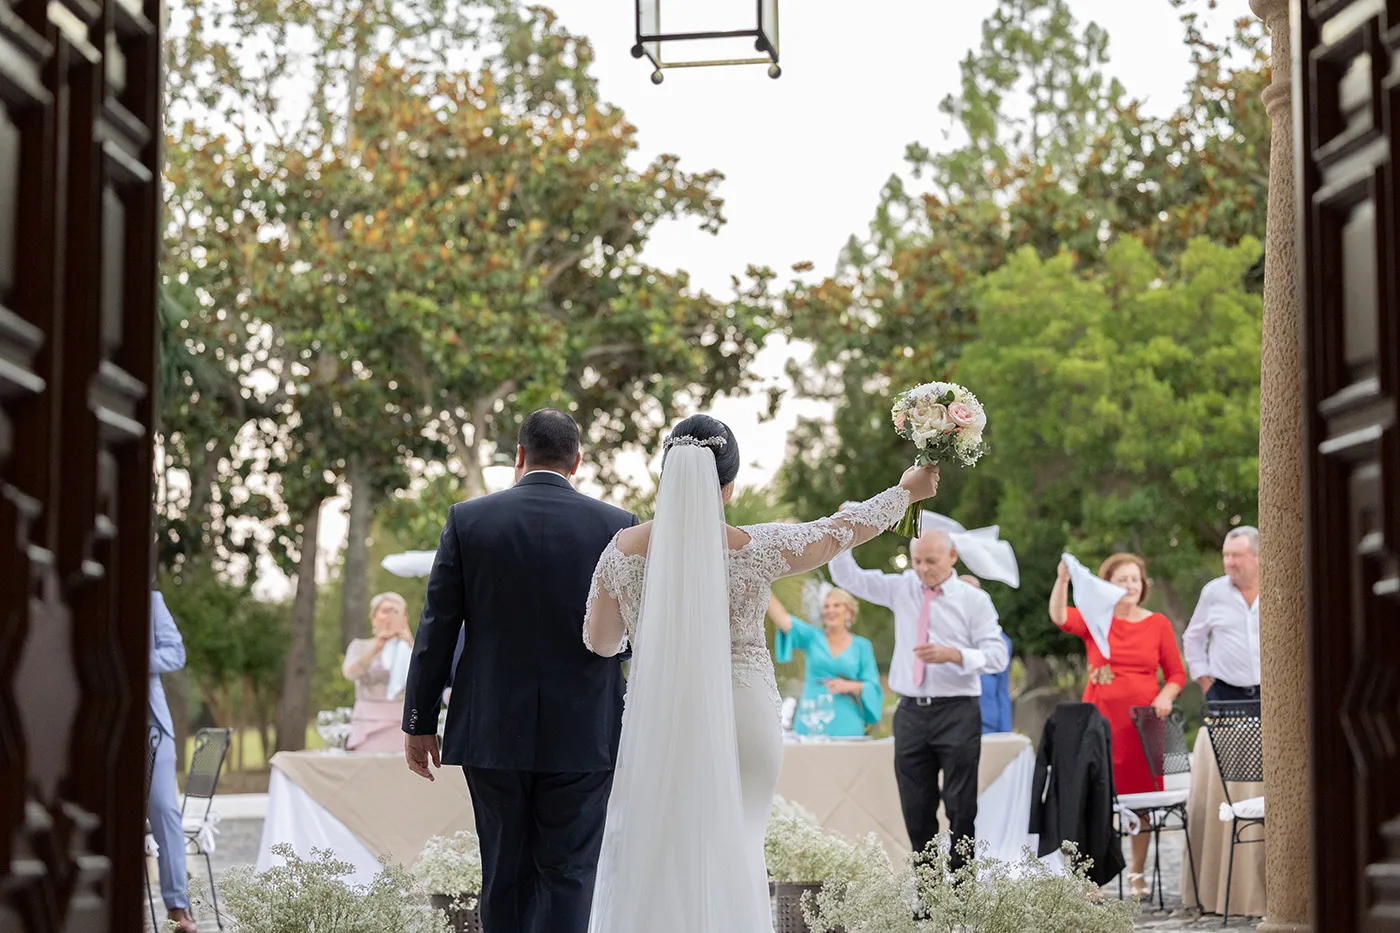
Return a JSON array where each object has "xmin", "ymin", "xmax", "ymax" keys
[{"xmin": 1224, "ymin": 526, "xmax": 1259, "ymax": 554}]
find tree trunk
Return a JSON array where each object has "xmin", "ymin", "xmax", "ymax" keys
[
  {"xmin": 339, "ymin": 458, "xmax": 373, "ymax": 649},
  {"xmin": 275, "ymin": 497, "xmax": 323, "ymax": 752}
]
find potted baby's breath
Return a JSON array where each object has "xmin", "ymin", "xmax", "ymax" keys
[
  {"xmin": 765, "ymin": 798, "xmax": 868, "ymax": 933},
  {"xmin": 211, "ymin": 843, "xmax": 450, "ymax": 933},
  {"xmin": 413, "ymin": 831, "xmax": 485, "ymax": 933},
  {"xmin": 804, "ymin": 836, "xmax": 1138, "ymax": 933}
]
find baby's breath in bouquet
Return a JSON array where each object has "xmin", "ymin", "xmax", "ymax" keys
[{"xmin": 889, "ymin": 382, "xmax": 988, "ymax": 537}]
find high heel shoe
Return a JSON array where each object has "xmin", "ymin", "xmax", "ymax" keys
[{"xmin": 1128, "ymin": 872, "xmax": 1151, "ymax": 898}]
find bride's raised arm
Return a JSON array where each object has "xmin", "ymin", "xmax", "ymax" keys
[{"xmin": 747, "ymin": 464, "xmax": 939, "ymax": 580}]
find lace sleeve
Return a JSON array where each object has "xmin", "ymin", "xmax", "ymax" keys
[
  {"xmin": 583, "ymin": 538, "xmax": 632, "ymax": 657},
  {"xmin": 744, "ymin": 486, "xmax": 912, "ymax": 582}
]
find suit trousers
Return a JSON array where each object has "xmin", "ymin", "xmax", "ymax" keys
[
  {"xmin": 465, "ymin": 767, "xmax": 613, "ymax": 933},
  {"xmin": 893, "ymin": 695, "xmax": 982, "ymax": 874},
  {"xmin": 148, "ymin": 730, "xmax": 190, "ymax": 910}
]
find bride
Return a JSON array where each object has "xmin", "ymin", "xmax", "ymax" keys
[{"xmin": 582, "ymin": 413, "xmax": 939, "ymax": 931}]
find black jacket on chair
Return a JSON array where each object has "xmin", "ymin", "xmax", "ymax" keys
[
  {"xmin": 401, "ymin": 472, "xmax": 638, "ymax": 771},
  {"xmin": 1029, "ymin": 702, "xmax": 1125, "ymax": 887}
]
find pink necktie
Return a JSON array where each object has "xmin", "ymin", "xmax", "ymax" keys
[{"xmin": 912, "ymin": 585, "xmax": 942, "ymax": 687}]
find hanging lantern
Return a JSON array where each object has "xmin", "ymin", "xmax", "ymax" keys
[{"xmin": 632, "ymin": 0, "xmax": 780, "ymax": 84}]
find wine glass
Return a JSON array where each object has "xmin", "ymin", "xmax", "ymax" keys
[
  {"xmin": 798, "ymin": 699, "xmax": 820, "ymax": 738},
  {"xmin": 316, "ymin": 710, "xmax": 336, "ymax": 749}
]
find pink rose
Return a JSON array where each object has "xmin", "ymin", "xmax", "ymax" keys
[
  {"xmin": 947, "ymin": 402, "xmax": 981, "ymax": 428},
  {"xmin": 894, "ymin": 411, "xmax": 907, "ymax": 430}
]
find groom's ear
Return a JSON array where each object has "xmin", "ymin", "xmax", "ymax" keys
[
  {"xmin": 515, "ymin": 446, "xmax": 527, "ymax": 470},
  {"xmin": 568, "ymin": 453, "xmax": 582, "ymax": 477}
]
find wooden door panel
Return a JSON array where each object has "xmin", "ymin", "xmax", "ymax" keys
[
  {"xmin": 1298, "ymin": 1, "xmax": 1400, "ymax": 930},
  {"xmin": 0, "ymin": 0, "xmax": 159, "ymax": 928}
]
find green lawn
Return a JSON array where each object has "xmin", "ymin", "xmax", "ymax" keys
[{"xmin": 185, "ymin": 725, "xmax": 325, "ymax": 772}]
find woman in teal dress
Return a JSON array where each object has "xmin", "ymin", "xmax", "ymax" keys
[{"xmin": 768, "ymin": 587, "xmax": 883, "ymax": 737}]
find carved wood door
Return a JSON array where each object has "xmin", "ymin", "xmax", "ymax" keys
[
  {"xmin": 1295, "ymin": 0, "xmax": 1400, "ymax": 929},
  {"xmin": 0, "ymin": 0, "xmax": 161, "ymax": 927}
]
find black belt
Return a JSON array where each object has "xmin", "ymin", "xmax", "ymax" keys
[
  {"xmin": 1217, "ymin": 681, "xmax": 1261, "ymax": 696},
  {"xmin": 901, "ymin": 695, "xmax": 975, "ymax": 708}
]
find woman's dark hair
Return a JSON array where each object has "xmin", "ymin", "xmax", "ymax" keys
[
  {"xmin": 519, "ymin": 409, "xmax": 581, "ymax": 469},
  {"xmin": 666, "ymin": 414, "xmax": 740, "ymax": 487}
]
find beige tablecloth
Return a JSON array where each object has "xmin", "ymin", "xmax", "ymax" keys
[
  {"xmin": 1180, "ymin": 736, "xmax": 1267, "ymax": 917},
  {"xmin": 271, "ymin": 751, "xmax": 476, "ymax": 865},
  {"xmin": 776, "ymin": 733, "xmax": 1033, "ymax": 861},
  {"xmin": 270, "ymin": 735, "xmax": 1032, "ymax": 870}
]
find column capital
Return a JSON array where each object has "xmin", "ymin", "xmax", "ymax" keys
[
  {"xmin": 1249, "ymin": 0, "xmax": 1289, "ymax": 24},
  {"xmin": 1250, "ymin": 0, "xmax": 1293, "ymax": 119}
]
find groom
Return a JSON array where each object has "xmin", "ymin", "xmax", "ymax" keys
[{"xmin": 402, "ymin": 409, "xmax": 638, "ymax": 933}]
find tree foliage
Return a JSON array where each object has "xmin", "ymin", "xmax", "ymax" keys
[
  {"xmin": 160, "ymin": 0, "xmax": 774, "ymax": 748},
  {"xmin": 777, "ymin": 0, "xmax": 1268, "ymax": 660}
]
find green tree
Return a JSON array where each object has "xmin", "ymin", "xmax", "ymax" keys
[
  {"xmin": 775, "ymin": 0, "xmax": 1268, "ymax": 666},
  {"xmin": 165, "ymin": 0, "xmax": 773, "ymax": 749},
  {"xmin": 958, "ymin": 236, "xmax": 1262, "ymax": 645},
  {"xmin": 161, "ymin": 563, "xmax": 288, "ymax": 768}
]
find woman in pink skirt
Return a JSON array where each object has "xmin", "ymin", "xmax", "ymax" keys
[{"xmin": 341, "ymin": 592, "xmax": 415, "ymax": 752}]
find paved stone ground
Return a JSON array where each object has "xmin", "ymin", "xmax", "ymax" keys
[{"xmin": 145, "ymin": 816, "xmax": 1261, "ymax": 932}]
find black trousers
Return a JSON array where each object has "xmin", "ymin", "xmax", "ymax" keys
[
  {"xmin": 1207, "ymin": 680, "xmax": 1261, "ymax": 703},
  {"xmin": 464, "ymin": 768, "xmax": 613, "ymax": 933},
  {"xmin": 892, "ymin": 695, "xmax": 982, "ymax": 873}
]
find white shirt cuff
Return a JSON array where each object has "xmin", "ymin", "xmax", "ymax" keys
[{"xmin": 959, "ymin": 648, "xmax": 987, "ymax": 675}]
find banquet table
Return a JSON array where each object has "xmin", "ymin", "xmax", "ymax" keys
[
  {"xmin": 257, "ymin": 751, "xmax": 477, "ymax": 885},
  {"xmin": 257, "ymin": 734, "xmax": 1035, "ymax": 882},
  {"xmin": 1180, "ymin": 734, "xmax": 1267, "ymax": 917},
  {"xmin": 775, "ymin": 732, "xmax": 1035, "ymax": 863}
]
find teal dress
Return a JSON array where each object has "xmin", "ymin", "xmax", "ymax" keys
[{"xmin": 774, "ymin": 617, "xmax": 883, "ymax": 737}]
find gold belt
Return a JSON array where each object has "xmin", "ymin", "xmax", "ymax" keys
[{"xmin": 1088, "ymin": 664, "xmax": 1115, "ymax": 685}]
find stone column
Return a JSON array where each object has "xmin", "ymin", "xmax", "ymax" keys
[{"xmin": 1249, "ymin": 1, "xmax": 1310, "ymax": 930}]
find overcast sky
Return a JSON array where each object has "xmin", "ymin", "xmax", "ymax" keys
[{"xmin": 258, "ymin": 0, "xmax": 1248, "ymax": 594}]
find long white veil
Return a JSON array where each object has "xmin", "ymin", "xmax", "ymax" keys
[{"xmin": 587, "ymin": 442, "xmax": 764, "ymax": 932}]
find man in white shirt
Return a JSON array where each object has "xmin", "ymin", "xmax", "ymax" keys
[
  {"xmin": 1183, "ymin": 526, "xmax": 1262, "ymax": 703},
  {"xmin": 830, "ymin": 530, "xmax": 1009, "ymax": 873}
]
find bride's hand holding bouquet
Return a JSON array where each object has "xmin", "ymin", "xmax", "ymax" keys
[{"xmin": 890, "ymin": 382, "xmax": 988, "ymax": 537}]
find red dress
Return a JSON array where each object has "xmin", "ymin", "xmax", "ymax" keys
[{"xmin": 1063, "ymin": 608, "xmax": 1187, "ymax": 795}]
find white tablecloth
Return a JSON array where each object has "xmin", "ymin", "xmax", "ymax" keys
[
  {"xmin": 257, "ymin": 769, "xmax": 386, "ymax": 885},
  {"xmin": 257, "ymin": 735, "xmax": 1037, "ymax": 880}
]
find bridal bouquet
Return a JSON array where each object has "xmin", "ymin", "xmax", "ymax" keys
[{"xmin": 890, "ymin": 382, "xmax": 987, "ymax": 537}]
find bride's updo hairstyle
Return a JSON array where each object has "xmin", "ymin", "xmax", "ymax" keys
[{"xmin": 664, "ymin": 414, "xmax": 740, "ymax": 487}]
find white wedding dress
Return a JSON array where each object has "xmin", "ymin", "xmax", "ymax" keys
[{"xmin": 582, "ymin": 442, "xmax": 910, "ymax": 933}]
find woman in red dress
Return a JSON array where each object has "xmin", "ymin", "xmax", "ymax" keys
[{"xmin": 1048, "ymin": 552, "xmax": 1186, "ymax": 896}]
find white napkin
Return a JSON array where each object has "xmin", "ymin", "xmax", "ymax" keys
[
  {"xmin": 801, "ymin": 579, "xmax": 834, "ymax": 624},
  {"xmin": 382, "ymin": 638, "xmax": 413, "ymax": 701},
  {"xmin": 380, "ymin": 550, "xmax": 437, "ymax": 578},
  {"xmin": 921, "ymin": 511, "xmax": 1022, "ymax": 588},
  {"xmin": 1062, "ymin": 553, "xmax": 1125, "ymax": 660}
]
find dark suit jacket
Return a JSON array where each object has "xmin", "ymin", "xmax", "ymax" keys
[
  {"xmin": 402, "ymin": 472, "xmax": 638, "ymax": 771},
  {"xmin": 1029, "ymin": 702, "xmax": 1126, "ymax": 887}
]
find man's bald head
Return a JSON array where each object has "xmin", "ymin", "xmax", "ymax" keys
[{"xmin": 911, "ymin": 530, "xmax": 958, "ymax": 588}]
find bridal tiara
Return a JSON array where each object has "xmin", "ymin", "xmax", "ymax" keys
[{"xmin": 663, "ymin": 434, "xmax": 728, "ymax": 452}]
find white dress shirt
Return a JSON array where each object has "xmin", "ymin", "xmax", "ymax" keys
[
  {"xmin": 829, "ymin": 551, "xmax": 1009, "ymax": 698},
  {"xmin": 1182, "ymin": 575, "xmax": 1261, "ymax": 686}
]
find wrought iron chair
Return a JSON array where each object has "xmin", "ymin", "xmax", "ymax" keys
[
  {"xmin": 1112, "ymin": 707, "xmax": 1198, "ymax": 910},
  {"xmin": 182, "ymin": 728, "xmax": 233, "ymax": 929},
  {"xmin": 144, "ymin": 724, "xmax": 162, "ymax": 931},
  {"xmin": 1204, "ymin": 700, "xmax": 1266, "ymax": 926}
]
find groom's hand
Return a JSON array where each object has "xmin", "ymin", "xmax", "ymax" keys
[{"xmin": 404, "ymin": 734, "xmax": 441, "ymax": 782}]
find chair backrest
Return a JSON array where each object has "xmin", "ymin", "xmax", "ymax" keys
[
  {"xmin": 144, "ymin": 724, "xmax": 162, "ymax": 802},
  {"xmin": 1204, "ymin": 700, "xmax": 1264, "ymax": 795},
  {"xmin": 183, "ymin": 728, "xmax": 232, "ymax": 808},
  {"xmin": 1130, "ymin": 706, "xmax": 1191, "ymax": 779}
]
